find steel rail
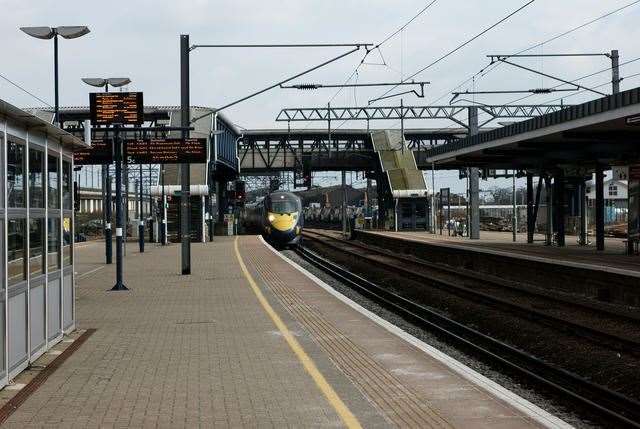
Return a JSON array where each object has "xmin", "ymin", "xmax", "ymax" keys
[
  {"xmin": 294, "ymin": 245, "xmax": 640, "ymax": 427},
  {"xmin": 308, "ymin": 229, "xmax": 640, "ymax": 324},
  {"xmin": 301, "ymin": 231, "xmax": 640, "ymax": 353}
]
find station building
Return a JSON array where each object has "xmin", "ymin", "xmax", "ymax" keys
[{"xmin": 0, "ymin": 99, "xmax": 86, "ymax": 385}]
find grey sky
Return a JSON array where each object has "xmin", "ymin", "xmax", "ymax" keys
[{"xmin": 1, "ymin": 0, "xmax": 638, "ymax": 192}]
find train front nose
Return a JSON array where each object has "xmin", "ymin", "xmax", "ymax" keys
[{"xmin": 268, "ymin": 212, "xmax": 298, "ymax": 232}]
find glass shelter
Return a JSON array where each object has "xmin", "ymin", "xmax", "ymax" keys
[{"xmin": 0, "ymin": 99, "xmax": 87, "ymax": 385}]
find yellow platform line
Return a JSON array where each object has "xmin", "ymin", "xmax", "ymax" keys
[{"xmin": 234, "ymin": 236, "xmax": 362, "ymax": 429}]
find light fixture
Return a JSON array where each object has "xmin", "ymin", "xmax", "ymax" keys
[
  {"xmin": 21, "ymin": 26, "xmax": 90, "ymax": 40},
  {"xmin": 20, "ymin": 25, "xmax": 90, "ymax": 125}
]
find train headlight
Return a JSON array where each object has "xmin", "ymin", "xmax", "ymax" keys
[{"xmin": 268, "ymin": 214, "xmax": 276, "ymax": 222}]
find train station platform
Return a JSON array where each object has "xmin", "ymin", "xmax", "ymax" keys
[
  {"xmin": 361, "ymin": 230, "xmax": 640, "ymax": 274},
  {"xmin": 0, "ymin": 237, "xmax": 568, "ymax": 428},
  {"xmin": 354, "ymin": 230, "xmax": 640, "ymax": 307}
]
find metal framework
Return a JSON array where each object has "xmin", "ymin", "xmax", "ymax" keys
[
  {"xmin": 238, "ymin": 129, "xmax": 463, "ymax": 173},
  {"xmin": 275, "ymin": 104, "xmax": 568, "ymax": 129}
]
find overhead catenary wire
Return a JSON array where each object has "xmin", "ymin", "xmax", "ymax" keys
[
  {"xmin": 371, "ymin": 0, "xmax": 536, "ymax": 104},
  {"xmin": 326, "ymin": 0, "xmax": 440, "ymax": 105},
  {"xmin": 428, "ymin": 0, "xmax": 640, "ymax": 106},
  {"xmin": 427, "ymin": 62, "xmax": 640, "ymax": 137},
  {"xmin": 0, "ymin": 72, "xmax": 53, "ymax": 107}
]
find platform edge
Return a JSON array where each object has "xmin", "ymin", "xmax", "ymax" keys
[{"xmin": 259, "ymin": 236, "xmax": 573, "ymax": 429}]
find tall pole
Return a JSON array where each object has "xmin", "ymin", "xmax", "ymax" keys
[
  {"xmin": 431, "ymin": 163, "xmax": 436, "ymax": 233},
  {"xmin": 579, "ymin": 180, "xmax": 587, "ymax": 245},
  {"xmin": 512, "ymin": 170, "xmax": 517, "ymax": 242},
  {"xmin": 161, "ymin": 164, "xmax": 166, "ymax": 245},
  {"xmin": 468, "ymin": 107, "xmax": 480, "ymax": 239},
  {"xmin": 106, "ymin": 165, "xmax": 113, "ymax": 263},
  {"xmin": 341, "ymin": 170, "xmax": 347, "ymax": 235},
  {"xmin": 124, "ymin": 160, "xmax": 129, "ymax": 256},
  {"xmin": 112, "ymin": 127, "xmax": 127, "ymax": 290},
  {"xmin": 53, "ymin": 33, "xmax": 59, "ymax": 126},
  {"xmin": 595, "ymin": 165, "xmax": 605, "ymax": 251},
  {"xmin": 102, "ymin": 83, "xmax": 111, "ymax": 262},
  {"xmin": 611, "ymin": 50, "xmax": 620, "ymax": 94},
  {"xmin": 400, "ymin": 98, "xmax": 404, "ymax": 153},
  {"xmin": 327, "ymin": 102, "xmax": 331, "ymax": 155},
  {"xmin": 138, "ymin": 163, "xmax": 144, "ymax": 252},
  {"xmin": 180, "ymin": 34, "xmax": 191, "ymax": 275},
  {"xmin": 545, "ymin": 176, "xmax": 553, "ymax": 246},
  {"xmin": 526, "ymin": 173, "xmax": 534, "ymax": 243}
]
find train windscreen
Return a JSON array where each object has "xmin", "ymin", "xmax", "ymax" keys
[{"xmin": 270, "ymin": 197, "xmax": 298, "ymax": 214}]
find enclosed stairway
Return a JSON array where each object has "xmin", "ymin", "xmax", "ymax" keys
[{"xmin": 370, "ymin": 130, "xmax": 430, "ymax": 230}]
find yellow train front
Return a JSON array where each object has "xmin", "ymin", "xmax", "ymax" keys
[{"xmin": 243, "ymin": 191, "xmax": 303, "ymax": 247}]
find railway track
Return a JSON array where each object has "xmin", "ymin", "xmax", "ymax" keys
[
  {"xmin": 294, "ymin": 242, "xmax": 640, "ymax": 427},
  {"xmin": 302, "ymin": 229, "xmax": 640, "ymax": 354}
]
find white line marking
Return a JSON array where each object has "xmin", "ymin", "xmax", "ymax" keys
[
  {"xmin": 259, "ymin": 236, "xmax": 573, "ymax": 429},
  {"xmin": 77, "ymin": 266, "xmax": 105, "ymax": 280}
]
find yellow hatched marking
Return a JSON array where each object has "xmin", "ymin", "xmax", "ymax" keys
[{"xmin": 234, "ymin": 236, "xmax": 362, "ymax": 429}]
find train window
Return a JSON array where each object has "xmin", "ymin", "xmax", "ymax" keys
[{"xmin": 270, "ymin": 199, "xmax": 297, "ymax": 213}]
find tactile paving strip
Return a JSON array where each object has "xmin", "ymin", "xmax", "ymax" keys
[{"xmin": 246, "ymin": 245, "xmax": 453, "ymax": 429}]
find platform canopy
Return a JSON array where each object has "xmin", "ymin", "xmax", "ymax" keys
[{"xmin": 424, "ymin": 87, "xmax": 640, "ymax": 171}]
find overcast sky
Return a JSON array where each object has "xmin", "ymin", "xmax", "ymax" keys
[{"xmin": 1, "ymin": 0, "xmax": 638, "ymax": 192}]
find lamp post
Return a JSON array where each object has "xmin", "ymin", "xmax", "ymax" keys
[
  {"xmin": 81, "ymin": 77, "xmax": 131, "ymax": 265},
  {"xmin": 20, "ymin": 26, "xmax": 90, "ymax": 126}
]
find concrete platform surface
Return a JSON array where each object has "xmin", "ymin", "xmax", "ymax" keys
[{"xmin": 1, "ymin": 237, "xmax": 568, "ymax": 428}]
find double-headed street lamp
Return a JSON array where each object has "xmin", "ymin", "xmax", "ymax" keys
[
  {"xmin": 20, "ymin": 26, "xmax": 90, "ymax": 125},
  {"xmin": 81, "ymin": 77, "xmax": 131, "ymax": 93}
]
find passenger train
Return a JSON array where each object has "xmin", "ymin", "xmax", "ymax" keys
[{"xmin": 243, "ymin": 191, "xmax": 303, "ymax": 247}]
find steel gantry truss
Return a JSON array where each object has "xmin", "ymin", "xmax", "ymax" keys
[
  {"xmin": 276, "ymin": 104, "xmax": 569, "ymax": 128},
  {"xmin": 238, "ymin": 129, "xmax": 463, "ymax": 173}
]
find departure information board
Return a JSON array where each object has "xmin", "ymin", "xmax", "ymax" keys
[
  {"xmin": 73, "ymin": 139, "xmax": 113, "ymax": 165},
  {"xmin": 89, "ymin": 92, "xmax": 143, "ymax": 125},
  {"xmin": 125, "ymin": 138, "xmax": 207, "ymax": 164}
]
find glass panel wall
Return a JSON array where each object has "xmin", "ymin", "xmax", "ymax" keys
[
  {"xmin": 0, "ymin": 131, "xmax": 4, "ymax": 209},
  {"xmin": 29, "ymin": 218, "xmax": 45, "ymax": 277},
  {"xmin": 8, "ymin": 138, "xmax": 25, "ymax": 208},
  {"xmin": 47, "ymin": 218, "xmax": 60, "ymax": 271},
  {"xmin": 48, "ymin": 155, "xmax": 59, "ymax": 209},
  {"xmin": 63, "ymin": 217, "xmax": 72, "ymax": 266},
  {"xmin": 8, "ymin": 219, "xmax": 26, "ymax": 285},
  {"xmin": 29, "ymin": 148, "xmax": 44, "ymax": 208},
  {"xmin": 62, "ymin": 160, "xmax": 71, "ymax": 210}
]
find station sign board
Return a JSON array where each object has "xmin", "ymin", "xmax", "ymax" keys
[
  {"xmin": 125, "ymin": 138, "xmax": 207, "ymax": 164},
  {"xmin": 73, "ymin": 138, "xmax": 113, "ymax": 165},
  {"xmin": 89, "ymin": 92, "xmax": 144, "ymax": 125}
]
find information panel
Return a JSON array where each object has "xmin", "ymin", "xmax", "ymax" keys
[
  {"xmin": 89, "ymin": 92, "xmax": 143, "ymax": 125},
  {"xmin": 126, "ymin": 138, "xmax": 207, "ymax": 164},
  {"xmin": 73, "ymin": 139, "xmax": 113, "ymax": 165}
]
